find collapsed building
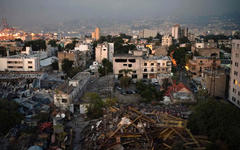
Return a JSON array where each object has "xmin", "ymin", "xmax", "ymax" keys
[
  {"xmin": 81, "ymin": 105, "xmax": 209, "ymax": 150},
  {"xmin": 54, "ymin": 72, "xmax": 90, "ymax": 112}
]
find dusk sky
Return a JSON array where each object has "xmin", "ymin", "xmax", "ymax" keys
[{"xmin": 1, "ymin": 0, "xmax": 240, "ymax": 26}]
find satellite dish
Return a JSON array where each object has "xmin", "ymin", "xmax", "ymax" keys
[{"xmin": 61, "ymin": 113, "xmax": 65, "ymax": 118}]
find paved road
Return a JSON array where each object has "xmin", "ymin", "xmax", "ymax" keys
[{"xmin": 66, "ymin": 116, "xmax": 89, "ymax": 150}]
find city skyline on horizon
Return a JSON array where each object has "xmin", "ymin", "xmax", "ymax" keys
[{"xmin": 1, "ymin": 0, "xmax": 240, "ymax": 27}]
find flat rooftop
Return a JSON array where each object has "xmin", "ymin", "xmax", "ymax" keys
[
  {"xmin": 143, "ymin": 55, "xmax": 171, "ymax": 60},
  {"xmin": 72, "ymin": 71, "xmax": 90, "ymax": 81},
  {"xmin": 57, "ymin": 82, "xmax": 74, "ymax": 94}
]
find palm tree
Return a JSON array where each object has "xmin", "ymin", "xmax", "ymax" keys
[{"xmin": 119, "ymin": 69, "xmax": 132, "ymax": 89}]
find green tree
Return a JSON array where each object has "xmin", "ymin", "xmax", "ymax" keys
[
  {"xmin": 67, "ymin": 67, "xmax": 82, "ymax": 78},
  {"xmin": 155, "ymin": 33, "xmax": 162, "ymax": 40},
  {"xmin": 61, "ymin": 59, "xmax": 73, "ymax": 74},
  {"xmin": 173, "ymin": 47, "xmax": 188, "ymax": 67},
  {"xmin": 84, "ymin": 93, "xmax": 105, "ymax": 119},
  {"xmin": 98, "ymin": 59, "xmax": 113, "ymax": 76},
  {"xmin": 147, "ymin": 36, "xmax": 153, "ymax": 43},
  {"xmin": 24, "ymin": 39, "xmax": 46, "ymax": 51},
  {"xmin": 136, "ymin": 81, "xmax": 164, "ymax": 103},
  {"xmin": 178, "ymin": 37, "xmax": 190, "ymax": 44},
  {"xmin": 65, "ymin": 43, "xmax": 75, "ymax": 50},
  {"xmin": 119, "ymin": 69, "xmax": 132, "ymax": 89},
  {"xmin": 51, "ymin": 60, "xmax": 59, "ymax": 70},
  {"xmin": 188, "ymin": 100, "xmax": 240, "ymax": 150},
  {"xmin": 0, "ymin": 46, "xmax": 7, "ymax": 56},
  {"xmin": 48, "ymin": 39, "xmax": 57, "ymax": 47},
  {"xmin": 105, "ymin": 97, "xmax": 118, "ymax": 107},
  {"xmin": 0, "ymin": 99, "xmax": 24, "ymax": 135}
]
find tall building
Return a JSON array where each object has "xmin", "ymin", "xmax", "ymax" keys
[
  {"xmin": 91, "ymin": 27, "xmax": 101, "ymax": 41},
  {"xmin": 95, "ymin": 27, "xmax": 100, "ymax": 41},
  {"xmin": 229, "ymin": 40, "xmax": 240, "ymax": 108},
  {"xmin": 139, "ymin": 29, "xmax": 158, "ymax": 38},
  {"xmin": 95, "ymin": 42, "xmax": 114, "ymax": 63},
  {"xmin": 172, "ymin": 24, "xmax": 181, "ymax": 40},
  {"xmin": 91, "ymin": 32, "xmax": 96, "ymax": 40},
  {"xmin": 162, "ymin": 35, "xmax": 173, "ymax": 47}
]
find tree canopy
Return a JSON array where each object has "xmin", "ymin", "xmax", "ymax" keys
[
  {"xmin": 0, "ymin": 99, "xmax": 24, "ymax": 136},
  {"xmin": 172, "ymin": 47, "xmax": 189, "ymax": 67},
  {"xmin": 84, "ymin": 93, "xmax": 105, "ymax": 119},
  {"xmin": 188, "ymin": 100, "xmax": 240, "ymax": 150},
  {"xmin": 48, "ymin": 39, "xmax": 57, "ymax": 47},
  {"xmin": 62, "ymin": 59, "xmax": 73, "ymax": 74},
  {"xmin": 0, "ymin": 46, "xmax": 7, "ymax": 56},
  {"xmin": 24, "ymin": 39, "xmax": 46, "ymax": 51},
  {"xmin": 98, "ymin": 59, "xmax": 113, "ymax": 76},
  {"xmin": 136, "ymin": 81, "xmax": 164, "ymax": 103}
]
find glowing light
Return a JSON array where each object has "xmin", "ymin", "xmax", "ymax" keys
[{"xmin": 235, "ymin": 80, "xmax": 238, "ymax": 85}]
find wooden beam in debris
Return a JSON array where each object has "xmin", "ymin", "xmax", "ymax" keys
[
  {"xmin": 128, "ymin": 107, "xmax": 156, "ymax": 123},
  {"xmin": 185, "ymin": 129, "xmax": 200, "ymax": 147}
]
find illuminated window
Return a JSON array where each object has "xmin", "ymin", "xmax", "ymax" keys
[{"xmin": 235, "ymin": 80, "xmax": 238, "ymax": 85}]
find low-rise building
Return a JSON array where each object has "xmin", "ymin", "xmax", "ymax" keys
[
  {"xmin": 58, "ymin": 50, "xmax": 90, "ymax": 71},
  {"xmin": 193, "ymin": 48, "xmax": 220, "ymax": 58},
  {"xmin": 54, "ymin": 72, "xmax": 90, "ymax": 111},
  {"xmin": 165, "ymin": 82, "xmax": 195, "ymax": 103},
  {"xmin": 74, "ymin": 43, "xmax": 92, "ymax": 52}
]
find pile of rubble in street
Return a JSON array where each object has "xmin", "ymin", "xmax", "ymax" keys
[{"xmin": 81, "ymin": 105, "xmax": 210, "ymax": 150}]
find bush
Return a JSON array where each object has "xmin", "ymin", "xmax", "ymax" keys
[
  {"xmin": 0, "ymin": 99, "xmax": 24, "ymax": 135},
  {"xmin": 188, "ymin": 100, "xmax": 240, "ymax": 150}
]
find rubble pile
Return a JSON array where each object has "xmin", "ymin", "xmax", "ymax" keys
[{"xmin": 81, "ymin": 106, "xmax": 209, "ymax": 150}]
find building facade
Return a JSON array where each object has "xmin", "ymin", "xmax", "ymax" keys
[
  {"xmin": 113, "ymin": 53, "xmax": 172, "ymax": 80},
  {"xmin": 172, "ymin": 24, "xmax": 181, "ymax": 40},
  {"xmin": 229, "ymin": 40, "xmax": 240, "ymax": 108},
  {"xmin": 92, "ymin": 27, "xmax": 100, "ymax": 41},
  {"xmin": 162, "ymin": 35, "xmax": 173, "ymax": 47},
  {"xmin": 187, "ymin": 56, "xmax": 221, "ymax": 77},
  {"xmin": 0, "ymin": 56, "xmax": 40, "ymax": 71},
  {"xmin": 95, "ymin": 42, "xmax": 114, "ymax": 63},
  {"xmin": 54, "ymin": 72, "xmax": 90, "ymax": 111}
]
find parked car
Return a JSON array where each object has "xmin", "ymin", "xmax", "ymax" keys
[
  {"xmin": 116, "ymin": 86, "xmax": 122, "ymax": 91},
  {"xmin": 120, "ymin": 89, "xmax": 126, "ymax": 95}
]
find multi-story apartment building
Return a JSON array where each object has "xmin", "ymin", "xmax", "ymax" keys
[
  {"xmin": 139, "ymin": 29, "xmax": 158, "ymax": 38},
  {"xmin": 0, "ymin": 47, "xmax": 40, "ymax": 71},
  {"xmin": 95, "ymin": 42, "xmax": 114, "ymax": 63},
  {"xmin": 171, "ymin": 25, "xmax": 188, "ymax": 40},
  {"xmin": 162, "ymin": 35, "xmax": 173, "ymax": 47},
  {"xmin": 172, "ymin": 24, "xmax": 181, "ymax": 40},
  {"xmin": 92, "ymin": 27, "xmax": 100, "ymax": 41},
  {"xmin": 113, "ymin": 51, "xmax": 172, "ymax": 80},
  {"xmin": 187, "ymin": 56, "xmax": 221, "ymax": 77},
  {"xmin": 58, "ymin": 50, "xmax": 90, "ymax": 71},
  {"xmin": 229, "ymin": 40, "xmax": 240, "ymax": 108}
]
